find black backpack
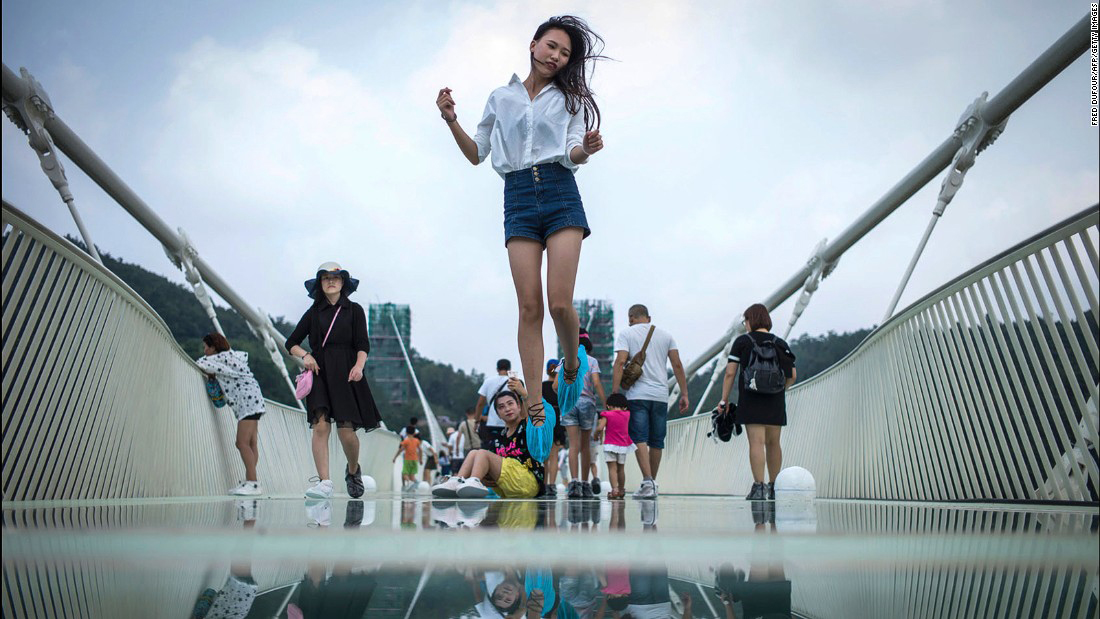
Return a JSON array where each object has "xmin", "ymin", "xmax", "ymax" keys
[
  {"xmin": 707, "ymin": 405, "xmax": 741, "ymax": 442},
  {"xmin": 742, "ymin": 335, "xmax": 787, "ymax": 395}
]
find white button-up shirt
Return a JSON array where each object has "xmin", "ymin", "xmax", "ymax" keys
[{"xmin": 474, "ymin": 74, "xmax": 587, "ymax": 177}]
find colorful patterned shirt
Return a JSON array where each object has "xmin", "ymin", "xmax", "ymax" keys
[{"xmin": 495, "ymin": 421, "xmax": 546, "ymax": 492}]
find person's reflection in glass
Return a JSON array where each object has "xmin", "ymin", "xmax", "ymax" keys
[
  {"xmin": 618, "ymin": 566, "xmax": 673, "ymax": 618},
  {"xmin": 343, "ymin": 499, "xmax": 375, "ymax": 528},
  {"xmin": 460, "ymin": 566, "xmax": 559, "ymax": 618},
  {"xmin": 713, "ymin": 502, "xmax": 791, "ymax": 619},
  {"xmin": 288, "ymin": 562, "xmax": 379, "ymax": 619},
  {"xmin": 189, "ymin": 501, "xmax": 259, "ymax": 619},
  {"xmin": 609, "ymin": 498, "xmax": 625, "ymax": 531},
  {"xmin": 401, "ymin": 497, "xmax": 418, "ymax": 529}
]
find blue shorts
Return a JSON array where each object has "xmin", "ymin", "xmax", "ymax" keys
[
  {"xmin": 627, "ymin": 399, "xmax": 668, "ymax": 449},
  {"xmin": 503, "ymin": 162, "xmax": 591, "ymax": 246},
  {"xmin": 561, "ymin": 398, "xmax": 599, "ymax": 430}
]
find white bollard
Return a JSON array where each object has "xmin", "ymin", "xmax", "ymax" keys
[{"xmin": 773, "ymin": 466, "xmax": 815, "ymax": 497}]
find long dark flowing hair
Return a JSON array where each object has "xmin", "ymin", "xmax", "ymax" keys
[{"xmin": 532, "ymin": 15, "xmax": 607, "ymax": 131}]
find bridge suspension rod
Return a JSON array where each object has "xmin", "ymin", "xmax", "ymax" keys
[{"xmin": 672, "ymin": 13, "xmax": 1092, "ymax": 400}]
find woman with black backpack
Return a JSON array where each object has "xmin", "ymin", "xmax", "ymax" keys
[{"xmin": 717, "ymin": 304, "xmax": 797, "ymax": 501}]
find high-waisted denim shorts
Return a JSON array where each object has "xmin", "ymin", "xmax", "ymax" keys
[{"xmin": 503, "ymin": 162, "xmax": 591, "ymax": 246}]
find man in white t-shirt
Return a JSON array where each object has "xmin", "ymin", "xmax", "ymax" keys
[
  {"xmin": 611, "ymin": 304, "xmax": 689, "ymax": 499},
  {"xmin": 474, "ymin": 359, "xmax": 512, "ymax": 447}
]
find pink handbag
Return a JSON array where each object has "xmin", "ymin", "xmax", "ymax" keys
[{"xmin": 294, "ymin": 306, "xmax": 341, "ymax": 400}]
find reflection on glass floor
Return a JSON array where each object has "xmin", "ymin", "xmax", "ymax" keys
[{"xmin": 2, "ymin": 495, "xmax": 1097, "ymax": 618}]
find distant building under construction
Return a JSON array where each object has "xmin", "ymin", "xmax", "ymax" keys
[
  {"xmin": 367, "ymin": 303, "xmax": 411, "ymax": 405},
  {"xmin": 559, "ymin": 299, "xmax": 615, "ymax": 395}
]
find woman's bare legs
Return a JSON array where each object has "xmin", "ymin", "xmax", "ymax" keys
[
  {"xmin": 457, "ymin": 449, "xmax": 504, "ymax": 484},
  {"xmin": 312, "ymin": 418, "xmax": 331, "ymax": 480},
  {"xmin": 235, "ymin": 420, "xmax": 259, "ymax": 481},
  {"xmin": 746, "ymin": 424, "xmax": 766, "ymax": 483},
  {"xmin": 337, "ymin": 427, "xmax": 360, "ymax": 474},
  {"xmin": 545, "ymin": 443, "xmax": 562, "ymax": 487},
  {"xmin": 566, "ymin": 426, "xmax": 593, "ymax": 482},
  {"xmin": 507, "ymin": 238, "xmax": 546, "ymax": 394},
  {"xmin": 764, "ymin": 425, "xmax": 783, "ymax": 482},
  {"xmin": 546, "ymin": 229, "xmax": 583, "ymax": 375}
]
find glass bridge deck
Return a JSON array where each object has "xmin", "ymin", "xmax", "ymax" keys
[{"xmin": 3, "ymin": 494, "xmax": 1097, "ymax": 618}]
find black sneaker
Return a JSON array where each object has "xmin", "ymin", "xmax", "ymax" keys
[
  {"xmin": 581, "ymin": 481, "xmax": 594, "ymax": 499},
  {"xmin": 345, "ymin": 464, "xmax": 365, "ymax": 499},
  {"xmin": 590, "ymin": 476, "xmax": 601, "ymax": 496},
  {"xmin": 745, "ymin": 482, "xmax": 766, "ymax": 501},
  {"xmin": 766, "ymin": 482, "xmax": 775, "ymax": 500},
  {"xmin": 567, "ymin": 480, "xmax": 583, "ymax": 499}
]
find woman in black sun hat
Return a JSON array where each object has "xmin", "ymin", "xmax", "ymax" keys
[{"xmin": 286, "ymin": 262, "xmax": 381, "ymax": 500}]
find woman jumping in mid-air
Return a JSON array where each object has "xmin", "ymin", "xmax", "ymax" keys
[{"xmin": 436, "ymin": 14, "xmax": 606, "ymax": 421}]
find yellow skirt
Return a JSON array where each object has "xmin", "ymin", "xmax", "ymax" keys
[{"xmin": 494, "ymin": 458, "xmax": 539, "ymax": 499}]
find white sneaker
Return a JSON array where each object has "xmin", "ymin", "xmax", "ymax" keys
[
  {"xmin": 633, "ymin": 480, "xmax": 657, "ymax": 499},
  {"xmin": 229, "ymin": 481, "xmax": 262, "ymax": 496},
  {"xmin": 305, "ymin": 479, "xmax": 334, "ymax": 499},
  {"xmin": 432, "ymin": 476, "xmax": 464, "ymax": 498},
  {"xmin": 305, "ymin": 499, "xmax": 331, "ymax": 526},
  {"xmin": 456, "ymin": 477, "xmax": 490, "ymax": 499}
]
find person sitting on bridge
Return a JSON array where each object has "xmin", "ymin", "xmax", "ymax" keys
[
  {"xmin": 285, "ymin": 262, "xmax": 382, "ymax": 501},
  {"xmin": 432, "ymin": 377, "xmax": 556, "ymax": 499},
  {"xmin": 196, "ymin": 332, "xmax": 265, "ymax": 496},
  {"xmin": 718, "ymin": 303, "xmax": 797, "ymax": 501}
]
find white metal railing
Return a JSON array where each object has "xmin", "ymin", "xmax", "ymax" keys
[
  {"xmin": 2, "ymin": 200, "xmax": 398, "ymax": 501},
  {"xmin": 655, "ymin": 207, "xmax": 1099, "ymax": 502}
]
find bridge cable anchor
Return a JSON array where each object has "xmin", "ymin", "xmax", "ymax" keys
[
  {"xmin": 782, "ymin": 238, "xmax": 839, "ymax": 340},
  {"xmin": 2, "ymin": 68, "xmax": 101, "ymax": 263},
  {"xmin": 882, "ymin": 92, "xmax": 1008, "ymax": 322}
]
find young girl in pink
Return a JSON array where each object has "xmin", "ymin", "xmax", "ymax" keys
[{"xmin": 594, "ymin": 393, "xmax": 633, "ymax": 499}]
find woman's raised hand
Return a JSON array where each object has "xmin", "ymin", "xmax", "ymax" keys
[
  {"xmin": 525, "ymin": 589, "xmax": 544, "ymax": 618},
  {"xmin": 436, "ymin": 87, "xmax": 457, "ymax": 121},
  {"xmin": 582, "ymin": 129, "xmax": 604, "ymax": 155},
  {"xmin": 303, "ymin": 353, "xmax": 320, "ymax": 374},
  {"xmin": 507, "ymin": 376, "xmax": 527, "ymax": 400}
]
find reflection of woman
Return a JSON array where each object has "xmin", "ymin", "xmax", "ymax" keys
[
  {"xmin": 191, "ymin": 570, "xmax": 258, "ymax": 619},
  {"xmin": 716, "ymin": 562, "xmax": 791, "ymax": 619},
  {"xmin": 196, "ymin": 332, "xmax": 265, "ymax": 496},
  {"xmin": 436, "ymin": 15, "xmax": 607, "ymax": 419},
  {"xmin": 285, "ymin": 262, "xmax": 382, "ymax": 500},
  {"xmin": 290, "ymin": 565, "xmax": 378, "ymax": 619},
  {"xmin": 465, "ymin": 568, "xmax": 555, "ymax": 618}
]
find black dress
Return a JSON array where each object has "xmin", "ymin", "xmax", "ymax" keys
[
  {"xmin": 285, "ymin": 296, "xmax": 382, "ymax": 430},
  {"xmin": 729, "ymin": 332, "xmax": 796, "ymax": 426}
]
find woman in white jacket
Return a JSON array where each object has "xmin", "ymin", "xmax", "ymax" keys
[{"xmin": 196, "ymin": 332, "xmax": 266, "ymax": 496}]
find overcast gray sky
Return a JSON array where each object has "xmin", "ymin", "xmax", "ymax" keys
[{"xmin": 3, "ymin": 1, "xmax": 1097, "ymax": 381}]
